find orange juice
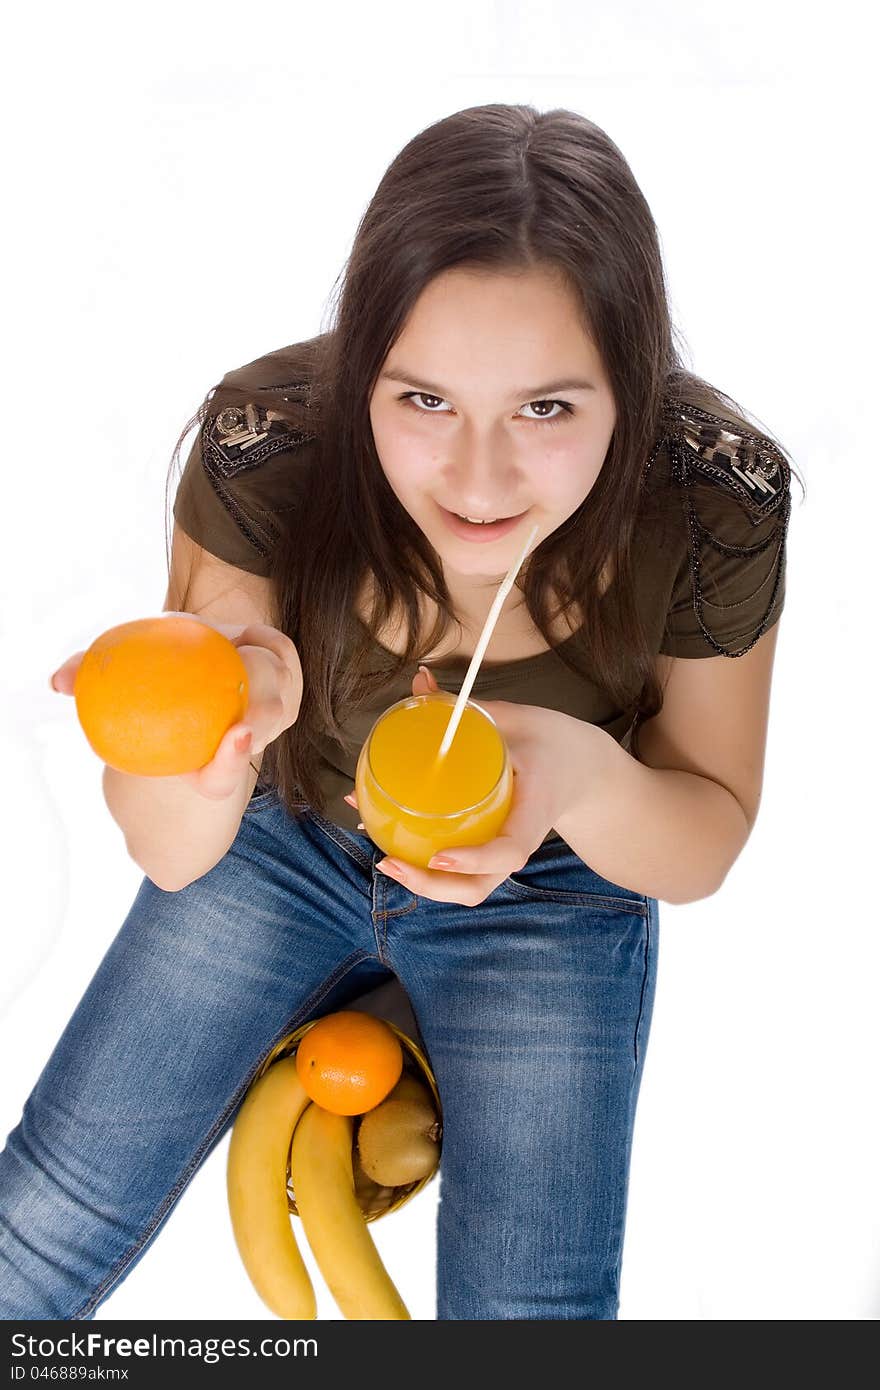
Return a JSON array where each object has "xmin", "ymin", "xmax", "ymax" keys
[{"xmin": 355, "ymin": 692, "xmax": 514, "ymax": 868}]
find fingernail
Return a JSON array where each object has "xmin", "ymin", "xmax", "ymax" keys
[
  {"xmin": 343, "ymin": 793, "xmax": 356, "ymax": 807},
  {"xmin": 418, "ymin": 665, "xmax": 432, "ymax": 680},
  {"xmin": 377, "ymin": 859, "xmax": 404, "ymax": 880},
  {"xmin": 357, "ymin": 822, "xmax": 365, "ymax": 831},
  {"xmin": 49, "ymin": 673, "xmax": 59, "ymax": 692},
  {"xmin": 429, "ymin": 855, "xmax": 457, "ymax": 869}
]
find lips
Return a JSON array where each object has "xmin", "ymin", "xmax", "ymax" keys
[{"xmin": 437, "ymin": 503, "xmax": 529, "ymax": 543}]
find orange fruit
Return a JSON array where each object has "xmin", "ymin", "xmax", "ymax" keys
[
  {"xmin": 295, "ymin": 1011, "xmax": 404, "ymax": 1116},
  {"xmin": 73, "ymin": 615, "xmax": 249, "ymax": 777}
]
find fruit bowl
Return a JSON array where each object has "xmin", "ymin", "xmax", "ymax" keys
[{"xmin": 253, "ymin": 1018, "xmax": 442, "ymax": 1224}]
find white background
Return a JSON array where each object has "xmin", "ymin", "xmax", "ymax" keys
[{"xmin": 2, "ymin": 0, "xmax": 877, "ymax": 1322}]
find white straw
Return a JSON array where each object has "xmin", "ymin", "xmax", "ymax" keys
[{"xmin": 435, "ymin": 523, "xmax": 540, "ymax": 761}]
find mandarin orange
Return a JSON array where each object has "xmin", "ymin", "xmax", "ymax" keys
[
  {"xmin": 294, "ymin": 1011, "xmax": 404, "ymax": 1116},
  {"xmin": 73, "ymin": 615, "xmax": 249, "ymax": 776}
]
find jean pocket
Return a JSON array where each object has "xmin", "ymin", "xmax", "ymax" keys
[
  {"xmin": 496, "ymin": 837, "xmax": 648, "ymax": 915},
  {"xmin": 498, "ymin": 877, "xmax": 648, "ymax": 913}
]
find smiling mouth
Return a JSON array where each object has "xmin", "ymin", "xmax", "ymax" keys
[{"xmin": 442, "ymin": 506, "xmax": 527, "ymax": 524}]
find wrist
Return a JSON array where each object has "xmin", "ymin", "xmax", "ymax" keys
[{"xmin": 548, "ymin": 713, "xmax": 621, "ymax": 833}]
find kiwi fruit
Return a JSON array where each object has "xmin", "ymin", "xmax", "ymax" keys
[
  {"xmin": 385, "ymin": 1072, "xmax": 432, "ymax": 1106},
  {"xmin": 357, "ymin": 1073, "xmax": 441, "ymax": 1187},
  {"xmin": 351, "ymin": 1147, "xmax": 396, "ymax": 1218}
]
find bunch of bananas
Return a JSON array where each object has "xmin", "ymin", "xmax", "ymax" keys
[{"xmin": 226, "ymin": 1019, "xmax": 441, "ymax": 1320}]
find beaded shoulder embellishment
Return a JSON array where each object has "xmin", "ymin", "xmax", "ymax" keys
[
  {"xmin": 670, "ymin": 402, "xmax": 788, "ymax": 519},
  {"xmin": 663, "ymin": 402, "xmax": 792, "ymax": 657},
  {"xmin": 204, "ymin": 382, "xmax": 316, "ymax": 480},
  {"xmin": 197, "ymin": 382, "xmax": 316, "ymax": 561}
]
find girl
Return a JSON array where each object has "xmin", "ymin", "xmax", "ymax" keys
[{"xmin": 0, "ymin": 103, "xmax": 796, "ymax": 1320}]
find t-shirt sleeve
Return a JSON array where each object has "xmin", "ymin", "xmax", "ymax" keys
[
  {"xmin": 172, "ymin": 401, "xmax": 316, "ymax": 578},
  {"xmin": 659, "ymin": 410, "xmax": 792, "ymax": 658}
]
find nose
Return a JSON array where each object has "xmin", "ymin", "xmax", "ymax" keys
[{"xmin": 445, "ymin": 429, "xmax": 522, "ymax": 516}]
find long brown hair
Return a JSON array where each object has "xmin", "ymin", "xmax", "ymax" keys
[{"xmin": 167, "ymin": 102, "xmax": 803, "ymax": 820}]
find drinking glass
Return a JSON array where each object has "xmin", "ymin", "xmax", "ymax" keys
[{"xmin": 354, "ymin": 691, "xmax": 514, "ymax": 868}]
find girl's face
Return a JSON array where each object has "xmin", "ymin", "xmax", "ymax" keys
[{"xmin": 369, "ymin": 264, "xmax": 617, "ymax": 584}]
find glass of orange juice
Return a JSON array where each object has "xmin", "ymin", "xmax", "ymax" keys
[{"xmin": 354, "ymin": 691, "xmax": 514, "ymax": 869}]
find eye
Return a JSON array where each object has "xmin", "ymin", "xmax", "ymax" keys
[
  {"xmin": 398, "ymin": 392, "xmax": 574, "ymax": 427},
  {"xmin": 401, "ymin": 392, "xmax": 453, "ymax": 414},
  {"xmin": 518, "ymin": 400, "xmax": 573, "ymax": 426}
]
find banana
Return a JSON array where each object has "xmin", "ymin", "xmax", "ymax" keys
[
  {"xmin": 227, "ymin": 1056, "xmax": 317, "ymax": 1319},
  {"xmin": 289, "ymin": 1101, "xmax": 411, "ymax": 1320}
]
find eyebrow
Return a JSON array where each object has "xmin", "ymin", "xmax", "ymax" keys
[{"xmin": 379, "ymin": 367, "xmax": 598, "ymax": 399}]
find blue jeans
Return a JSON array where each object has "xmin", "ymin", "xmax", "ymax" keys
[{"xmin": 0, "ymin": 787, "xmax": 659, "ymax": 1321}]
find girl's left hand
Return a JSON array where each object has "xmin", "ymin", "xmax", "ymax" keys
[{"xmin": 343, "ymin": 665, "xmax": 576, "ymax": 906}]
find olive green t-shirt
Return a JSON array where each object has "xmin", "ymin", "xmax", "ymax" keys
[{"xmin": 172, "ymin": 348, "xmax": 790, "ymax": 838}]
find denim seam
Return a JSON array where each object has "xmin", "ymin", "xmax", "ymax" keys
[
  {"xmin": 305, "ymin": 809, "xmax": 375, "ymax": 873},
  {"xmin": 381, "ymin": 874, "xmax": 388, "ymax": 957},
  {"xmin": 370, "ymin": 872, "xmax": 384, "ymax": 961},
  {"xmin": 373, "ymin": 902, "xmax": 418, "ymax": 919},
  {"xmin": 370, "ymin": 873, "xmax": 417, "ymax": 956},
  {"xmin": 71, "ymin": 947, "xmax": 376, "ymax": 1321},
  {"xmin": 632, "ymin": 901, "xmax": 654, "ymax": 1073},
  {"xmin": 501, "ymin": 883, "xmax": 648, "ymax": 914}
]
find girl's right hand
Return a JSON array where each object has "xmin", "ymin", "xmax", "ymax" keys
[{"xmin": 49, "ymin": 616, "xmax": 304, "ymax": 802}]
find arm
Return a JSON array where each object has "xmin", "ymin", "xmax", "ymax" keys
[
  {"xmin": 92, "ymin": 525, "xmax": 298, "ymax": 892},
  {"xmin": 360, "ymin": 632, "xmax": 779, "ymax": 907},
  {"xmin": 104, "ymin": 614, "xmax": 300, "ymax": 891},
  {"xmin": 553, "ymin": 623, "xmax": 781, "ymax": 905},
  {"xmin": 122, "ymin": 531, "xmax": 300, "ymax": 891},
  {"xmin": 104, "ymin": 758, "xmax": 262, "ymax": 893}
]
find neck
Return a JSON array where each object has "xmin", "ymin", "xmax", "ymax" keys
[{"xmin": 443, "ymin": 572, "xmax": 527, "ymax": 634}]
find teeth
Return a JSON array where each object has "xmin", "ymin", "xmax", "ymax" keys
[{"xmin": 457, "ymin": 514, "xmax": 499, "ymax": 525}]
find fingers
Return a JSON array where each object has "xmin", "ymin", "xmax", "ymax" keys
[
  {"xmin": 238, "ymin": 637, "xmax": 304, "ymax": 730},
  {"xmin": 342, "ymin": 792, "xmax": 365, "ymax": 829},
  {"xmin": 234, "ymin": 623, "xmax": 301, "ymax": 677},
  {"xmin": 342, "ymin": 790, "xmax": 501, "ymax": 900},
  {"xmin": 375, "ymin": 857, "xmax": 501, "ymax": 906},
  {"xmin": 412, "ymin": 664, "xmax": 440, "ymax": 695},
  {"xmin": 177, "ymin": 619, "xmax": 303, "ymax": 711},
  {"xmin": 49, "ymin": 652, "xmax": 86, "ymax": 695},
  {"xmin": 218, "ymin": 720, "xmax": 255, "ymax": 772},
  {"xmin": 178, "ymin": 720, "xmax": 255, "ymax": 800},
  {"xmin": 426, "ymin": 834, "xmax": 528, "ymax": 877},
  {"xmin": 422, "ymin": 786, "xmax": 541, "ymax": 877},
  {"xmin": 347, "ymin": 663, "xmax": 524, "ymax": 899}
]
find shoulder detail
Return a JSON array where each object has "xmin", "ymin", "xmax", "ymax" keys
[
  {"xmin": 657, "ymin": 402, "xmax": 792, "ymax": 658},
  {"xmin": 665, "ymin": 401, "xmax": 790, "ymax": 522},
  {"xmin": 203, "ymin": 387, "xmax": 316, "ymax": 482}
]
